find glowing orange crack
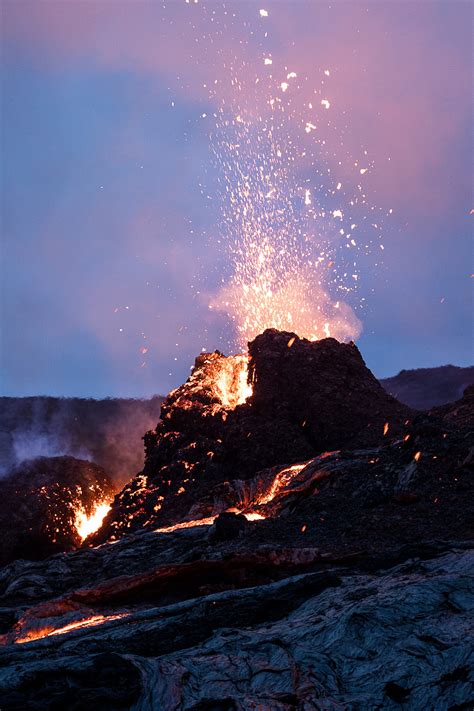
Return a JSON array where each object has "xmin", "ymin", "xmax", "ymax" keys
[{"xmin": 15, "ymin": 613, "xmax": 129, "ymax": 644}]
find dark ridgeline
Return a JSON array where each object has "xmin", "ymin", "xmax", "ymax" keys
[{"xmin": 380, "ymin": 364, "xmax": 474, "ymax": 410}]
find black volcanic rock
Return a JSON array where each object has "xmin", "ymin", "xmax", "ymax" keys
[
  {"xmin": 380, "ymin": 364, "xmax": 474, "ymax": 410},
  {"xmin": 0, "ymin": 456, "xmax": 114, "ymax": 565},
  {"xmin": 208, "ymin": 511, "xmax": 249, "ymax": 542},
  {"xmin": 93, "ymin": 330, "xmax": 412, "ymax": 543},
  {"xmin": 247, "ymin": 329, "xmax": 410, "ymax": 450},
  {"xmin": 432, "ymin": 383, "xmax": 474, "ymax": 431},
  {"xmin": 0, "ymin": 529, "xmax": 471, "ymax": 708}
]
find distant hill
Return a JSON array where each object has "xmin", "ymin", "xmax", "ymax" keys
[
  {"xmin": 379, "ymin": 365, "xmax": 474, "ymax": 410},
  {"xmin": 0, "ymin": 395, "xmax": 164, "ymax": 484}
]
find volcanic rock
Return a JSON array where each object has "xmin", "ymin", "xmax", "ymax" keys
[
  {"xmin": 0, "ymin": 456, "xmax": 114, "ymax": 566},
  {"xmin": 0, "ymin": 526, "xmax": 471, "ymax": 708},
  {"xmin": 94, "ymin": 329, "xmax": 412, "ymax": 542},
  {"xmin": 432, "ymin": 382, "xmax": 474, "ymax": 430},
  {"xmin": 207, "ymin": 511, "xmax": 249, "ymax": 542}
]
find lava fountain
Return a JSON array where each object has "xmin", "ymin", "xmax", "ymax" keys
[{"xmin": 203, "ymin": 6, "xmax": 391, "ymax": 350}]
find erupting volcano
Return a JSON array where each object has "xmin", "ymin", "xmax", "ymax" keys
[
  {"xmin": 1, "ymin": 0, "xmax": 472, "ymax": 707},
  {"xmin": 91, "ymin": 328, "xmax": 413, "ymax": 544}
]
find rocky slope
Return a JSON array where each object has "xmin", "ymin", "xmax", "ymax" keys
[{"xmin": 0, "ymin": 330, "xmax": 472, "ymax": 709}]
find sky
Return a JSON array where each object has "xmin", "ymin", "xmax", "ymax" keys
[{"xmin": 1, "ymin": 0, "xmax": 472, "ymax": 398}]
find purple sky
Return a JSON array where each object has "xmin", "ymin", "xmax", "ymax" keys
[{"xmin": 1, "ymin": 0, "xmax": 472, "ymax": 398}]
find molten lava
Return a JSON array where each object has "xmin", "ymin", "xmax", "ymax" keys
[
  {"xmin": 171, "ymin": 350, "xmax": 253, "ymax": 414},
  {"xmin": 14, "ymin": 613, "xmax": 129, "ymax": 645},
  {"xmin": 155, "ymin": 510, "xmax": 265, "ymax": 534},
  {"xmin": 74, "ymin": 502, "xmax": 111, "ymax": 541},
  {"xmin": 214, "ymin": 354, "xmax": 253, "ymax": 408}
]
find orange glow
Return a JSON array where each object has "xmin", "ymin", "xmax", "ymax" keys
[
  {"xmin": 414, "ymin": 451, "xmax": 421, "ymax": 462},
  {"xmin": 383, "ymin": 422, "xmax": 389, "ymax": 436},
  {"xmin": 214, "ymin": 354, "xmax": 252, "ymax": 408},
  {"xmin": 256, "ymin": 462, "xmax": 308, "ymax": 505},
  {"xmin": 15, "ymin": 613, "xmax": 129, "ymax": 644},
  {"xmin": 74, "ymin": 502, "xmax": 111, "ymax": 541},
  {"xmin": 243, "ymin": 512, "xmax": 265, "ymax": 521},
  {"xmin": 155, "ymin": 510, "xmax": 265, "ymax": 534}
]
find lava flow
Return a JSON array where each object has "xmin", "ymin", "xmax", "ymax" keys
[{"xmin": 13, "ymin": 613, "xmax": 129, "ymax": 645}]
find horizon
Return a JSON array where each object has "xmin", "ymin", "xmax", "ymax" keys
[
  {"xmin": 0, "ymin": 359, "xmax": 472, "ymax": 402},
  {"xmin": 1, "ymin": 0, "xmax": 473, "ymax": 399}
]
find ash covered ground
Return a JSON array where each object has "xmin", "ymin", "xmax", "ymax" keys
[{"xmin": 0, "ymin": 330, "xmax": 472, "ymax": 709}]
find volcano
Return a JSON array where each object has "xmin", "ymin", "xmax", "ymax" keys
[
  {"xmin": 0, "ymin": 330, "xmax": 472, "ymax": 709},
  {"xmin": 93, "ymin": 329, "xmax": 412, "ymax": 543}
]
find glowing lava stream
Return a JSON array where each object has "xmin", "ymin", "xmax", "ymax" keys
[
  {"xmin": 74, "ymin": 502, "xmax": 111, "ymax": 541},
  {"xmin": 15, "ymin": 613, "xmax": 129, "ymax": 645},
  {"xmin": 154, "ymin": 511, "xmax": 265, "ymax": 534},
  {"xmin": 153, "ymin": 462, "xmax": 314, "ymax": 535},
  {"xmin": 255, "ymin": 462, "xmax": 308, "ymax": 505}
]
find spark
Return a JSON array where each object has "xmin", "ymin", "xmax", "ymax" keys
[
  {"xmin": 259, "ymin": 8, "xmax": 268, "ymax": 17},
  {"xmin": 207, "ymin": 18, "xmax": 385, "ymax": 349}
]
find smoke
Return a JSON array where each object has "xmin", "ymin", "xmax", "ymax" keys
[
  {"xmin": 11, "ymin": 432, "xmax": 92, "ymax": 469},
  {"xmin": 0, "ymin": 396, "xmax": 163, "ymax": 483}
]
